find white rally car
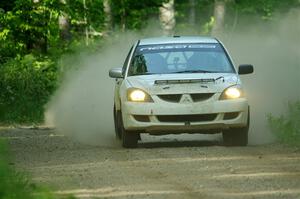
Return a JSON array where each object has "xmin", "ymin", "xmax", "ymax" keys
[{"xmin": 109, "ymin": 36, "xmax": 253, "ymax": 148}]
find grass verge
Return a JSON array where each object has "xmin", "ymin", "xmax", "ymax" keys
[
  {"xmin": 0, "ymin": 139, "xmax": 74, "ymax": 199},
  {"xmin": 268, "ymin": 101, "xmax": 300, "ymax": 147}
]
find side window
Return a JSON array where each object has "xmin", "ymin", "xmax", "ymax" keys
[{"xmin": 122, "ymin": 46, "xmax": 133, "ymax": 75}]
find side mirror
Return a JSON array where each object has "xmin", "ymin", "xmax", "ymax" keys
[
  {"xmin": 238, "ymin": 64, "xmax": 254, "ymax": 75},
  {"xmin": 109, "ymin": 67, "xmax": 123, "ymax": 78}
]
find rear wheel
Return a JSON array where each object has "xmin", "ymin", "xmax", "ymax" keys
[
  {"xmin": 113, "ymin": 105, "xmax": 122, "ymax": 139},
  {"xmin": 118, "ymin": 111, "xmax": 139, "ymax": 148},
  {"xmin": 222, "ymin": 109, "xmax": 250, "ymax": 146}
]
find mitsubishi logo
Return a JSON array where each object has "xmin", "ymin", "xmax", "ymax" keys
[{"xmin": 180, "ymin": 94, "xmax": 193, "ymax": 103}]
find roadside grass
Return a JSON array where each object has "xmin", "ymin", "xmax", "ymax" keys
[
  {"xmin": 0, "ymin": 139, "xmax": 75, "ymax": 199},
  {"xmin": 268, "ymin": 101, "xmax": 300, "ymax": 147}
]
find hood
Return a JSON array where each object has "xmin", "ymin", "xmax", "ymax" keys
[{"xmin": 126, "ymin": 73, "xmax": 240, "ymax": 94}]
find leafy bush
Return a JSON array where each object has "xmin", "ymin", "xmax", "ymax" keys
[
  {"xmin": 268, "ymin": 101, "xmax": 300, "ymax": 147},
  {"xmin": 0, "ymin": 54, "xmax": 58, "ymax": 123}
]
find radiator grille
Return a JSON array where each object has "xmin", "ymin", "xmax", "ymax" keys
[
  {"xmin": 156, "ymin": 114, "xmax": 217, "ymax": 123},
  {"xmin": 157, "ymin": 94, "xmax": 182, "ymax": 103},
  {"xmin": 158, "ymin": 93, "xmax": 214, "ymax": 103},
  {"xmin": 190, "ymin": 93, "xmax": 214, "ymax": 102}
]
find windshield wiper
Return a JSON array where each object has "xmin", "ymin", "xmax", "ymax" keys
[
  {"xmin": 131, "ymin": 72, "xmax": 156, "ymax": 76},
  {"xmin": 171, "ymin": 69, "xmax": 215, "ymax": 74}
]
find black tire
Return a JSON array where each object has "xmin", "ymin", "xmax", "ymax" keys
[
  {"xmin": 222, "ymin": 109, "xmax": 250, "ymax": 146},
  {"xmin": 113, "ymin": 105, "xmax": 122, "ymax": 139},
  {"xmin": 222, "ymin": 126, "xmax": 248, "ymax": 146},
  {"xmin": 119, "ymin": 112, "xmax": 139, "ymax": 148}
]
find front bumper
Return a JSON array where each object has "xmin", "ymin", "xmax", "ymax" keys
[{"xmin": 121, "ymin": 97, "xmax": 249, "ymax": 134}]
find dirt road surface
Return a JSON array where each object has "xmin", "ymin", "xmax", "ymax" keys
[{"xmin": 1, "ymin": 127, "xmax": 300, "ymax": 199}]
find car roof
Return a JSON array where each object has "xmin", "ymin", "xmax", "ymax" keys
[{"xmin": 138, "ymin": 36, "xmax": 219, "ymax": 46}]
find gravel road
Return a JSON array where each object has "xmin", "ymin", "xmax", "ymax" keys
[{"xmin": 1, "ymin": 127, "xmax": 300, "ymax": 199}]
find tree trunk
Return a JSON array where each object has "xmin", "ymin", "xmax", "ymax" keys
[
  {"xmin": 58, "ymin": 14, "xmax": 71, "ymax": 42},
  {"xmin": 212, "ymin": 0, "xmax": 226, "ymax": 36},
  {"xmin": 33, "ymin": 0, "xmax": 48, "ymax": 53},
  {"xmin": 103, "ymin": 0, "xmax": 112, "ymax": 34},
  {"xmin": 120, "ymin": 0, "xmax": 126, "ymax": 31},
  {"xmin": 189, "ymin": 0, "xmax": 196, "ymax": 26},
  {"xmin": 83, "ymin": 0, "xmax": 89, "ymax": 45},
  {"xmin": 159, "ymin": 0, "xmax": 176, "ymax": 36},
  {"xmin": 58, "ymin": 0, "xmax": 71, "ymax": 42}
]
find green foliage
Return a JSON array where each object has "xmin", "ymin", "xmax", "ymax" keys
[
  {"xmin": 175, "ymin": 0, "xmax": 212, "ymax": 32},
  {"xmin": 0, "ymin": 139, "xmax": 55, "ymax": 199},
  {"xmin": 0, "ymin": 0, "xmax": 299, "ymax": 123},
  {"xmin": 112, "ymin": 0, "xmax": 162, "ymax": 30},
  {"xmin": 202, "ymin": 17, "xmax": 215, "ymax": 35},
  {"xmin": 235, "ymin": 0, "xmax": 300, "ymax": 20},
  {"xmin": 0, "ymin": 0, "xmax": 62, "ymax": 62},
  {"xmin": 67, "ymin": 0, "xmax": 105, "ymax": 39},
  {"xmin": 268, "ymin": 102, "xmax": 300, "ymax": 147},
  {"xmin": 0, "ymin": 55, "xmax": 58, "ymax": 123}
]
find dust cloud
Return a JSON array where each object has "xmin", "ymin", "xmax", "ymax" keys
[
  {"xmin": 45, "ymin": 10, "xmax": 300, "ymax": 146},
  {"xmin": 45, "ymin": 33, "xmax": 140, "ymax": 146},
  {"xmin": 222, "ymin": 10, "xmax": 300, "ymax": 144}
]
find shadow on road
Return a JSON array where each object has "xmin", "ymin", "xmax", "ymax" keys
[{"xmin": 138, "ymin": 140, "xmax": 222, "ymax": 148}]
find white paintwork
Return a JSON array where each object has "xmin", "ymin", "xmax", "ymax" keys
[
  {"xmin": 112, "ymin": 36, "xmax": 249, "ymax": 135},
  {"xmin": 139, "ymin": 36, "xmax": 218, "ymax": 45}
]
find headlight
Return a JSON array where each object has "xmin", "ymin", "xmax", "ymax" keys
[
  {"xmin": 220, "ymin": 86, "xmax": 243, "ymax": 100},
  {"xmin": 127, "ymin": 88, "xmax": 153, "ymax": 102}
]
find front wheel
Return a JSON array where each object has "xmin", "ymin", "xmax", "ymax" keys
[
  {"xmin": 113, "ymin": 105, "xmax": 122, "ymax": 139},
  {"xmin": 119, "ymin": 112, "xmax": 139, "ymax": 148},
  {"xmin": 222, "ymin": 109, "xmax": 250, "ymax": 146},
  {"xmin": 222, "ymin": 126, "xmax": 248, "ymax": 146}
]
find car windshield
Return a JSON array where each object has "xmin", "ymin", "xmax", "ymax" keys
[{"xmin": 128, "ymin": 43, "xmax": 234, "ymax": 76}]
